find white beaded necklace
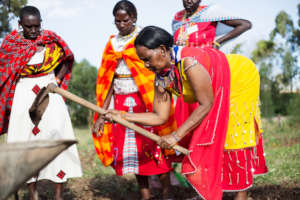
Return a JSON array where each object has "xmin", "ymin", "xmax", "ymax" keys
[{"xmin": 116, "ymin": 27, "xmax": 138, "ymax": 42}]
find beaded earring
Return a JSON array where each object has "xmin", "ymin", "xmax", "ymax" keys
[{"xmin": 39, "ymin": 20, "xmax": 43, "ymax": 32}]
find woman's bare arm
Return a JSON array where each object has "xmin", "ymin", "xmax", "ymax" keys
[
  {"xmin": 120, "ymin": 84, "xmax": 172, "ymax": 126},
  {"xmin": 102, "ymin": 83, "xmax": 114, "ymax": 110},
  {"xmin": 215, "ymin": 19, "xmax": 252, "ymax": 46},
  {"xmin": 158, "ymin": 57, "xmax": 214, "ymax": 148},
  {"xmin": 55, "ymin": 60, "xmax": 70, "ymax": 84},
  {"xmin": 93, "ymin": 82, "xmax": 114, "ymax": 133},
  {"xmin": 175, "ymin": 57, "xmax": 214, "ymax": 139}
]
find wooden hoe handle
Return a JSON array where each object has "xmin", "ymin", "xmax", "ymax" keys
[{"xmin": 47, "ymin": 83, "xmax": 189, "ymax": 155}]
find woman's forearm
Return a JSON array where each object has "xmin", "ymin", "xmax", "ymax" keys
[
  {"xmin": 217, "ymin": 19, "xmax": 252, "ymax": 45},
  {"xmin": 102, "ymin": 84, "xmax": 113, "ymax": 110},
  {"xmin": 96, "ymin": 82, "xmax": 113, "ymax": 121},
  {"xmin": 123, "ymin": 111, "xmax": 168, "ymax": 126},
  {"xmin": 121, "ymin": 84, "xmax": 172, "ymax": 126},
  {"xmin": 56, "ymin": 62, "xmax": 69, "ymax": 80},
  {"xmin": 175, "ymin": 101, "xmax": 212, "ymax": 140},
  {"xmin": 217, "ymin": 26, "xmax": 249, "ymax": 44},
  {"xmin": 122, "ymin": 88, "xmax": 171, "ymax": 126}
]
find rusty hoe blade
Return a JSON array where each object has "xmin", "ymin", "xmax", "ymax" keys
[{"xmin": 29, "ymin": 87, "xmax": 51, "ymax": 126}]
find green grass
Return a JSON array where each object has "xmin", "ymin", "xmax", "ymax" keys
[
  {"xmin": 73, "ymin": 127, "xmax": 116, "ymax": 178},
  {"xmin": 254, "ymin": 118, "xmax": 300, "ymax": 187}
]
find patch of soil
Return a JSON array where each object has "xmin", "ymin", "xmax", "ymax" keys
[
  {"xmin": 13, "ymin": 180, "xmax": 300, "ymax": 200},
  {"xmin": 247, "ymin": 185, "xmax": 300, "ymax": 200}
]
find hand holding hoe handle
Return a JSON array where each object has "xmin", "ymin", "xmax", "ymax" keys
[{"xmin": 47, "ymin": 83, "xmax": 189, "ymax": 155}]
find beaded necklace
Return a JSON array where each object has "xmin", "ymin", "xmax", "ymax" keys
[
  {"xmin": 114, "ymin": 26, "xmax": 139, "ymax": 51},
  {"xmin": 116, "ymin": 26, "xmax": 138, "ymax": 43},
  {"xmin": 177, "ymin": 6, "xmax": 203, "ymax": 46},
  {"xmin": 155, "ymin": 48, "xmax": 182, "ymax": 96}
]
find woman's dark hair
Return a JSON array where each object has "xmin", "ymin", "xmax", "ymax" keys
[
  {"xmin": 135, "ymin": 26, "xmax": 174, "ymax": 50},
  {"xmin": 113, "ymin": 0, "xmax": 137, "ymax": 19},
  {"xmin": 19, "ymin": 6, "xmax": 41, "ymax": 21}
]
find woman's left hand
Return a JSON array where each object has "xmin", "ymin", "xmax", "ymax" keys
[
  {"xmin": 105, "ymin": 109, "xmax": 127, "ymax": 122},
  {"xmin": 158, "ymin": 134, "xmax": 178, "ymax": 149}
]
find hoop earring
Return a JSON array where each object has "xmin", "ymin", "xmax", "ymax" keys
[{"xmin": 18, "ymin": 25, "xmax": 23, "ymax": 32}]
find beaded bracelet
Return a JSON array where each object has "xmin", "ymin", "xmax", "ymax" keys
[
  {"xmin": 213, "ymin": 40, "xmax": 221, "ymax": 47},
  {"xmin": 120, "ymin": 111, "xmax": 127, "ymax": 119},
  {"xmin": 171, "ymin": 132, "xmax": 180, "ymax": 142}
]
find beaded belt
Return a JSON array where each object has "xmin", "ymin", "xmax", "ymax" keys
[{"xmin": 114, "ymin": 74, "xmax": 132, "ymax": 78}]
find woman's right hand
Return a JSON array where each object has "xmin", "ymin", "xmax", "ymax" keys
[
  {"xmin": 93, "ymin": 116, "xmax": 106, "ymax": 137},
  {"xmin": 158, "ymin": 134, "xmax": 179, "ymax": 149}
]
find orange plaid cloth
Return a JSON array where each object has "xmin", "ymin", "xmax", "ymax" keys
[{"xmin": 92, "ymin": 36, "xmax": 177, "ymax": 166}]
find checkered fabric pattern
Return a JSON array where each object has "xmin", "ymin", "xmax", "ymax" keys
[
  {"xmin": 56, "ymin": 170, "xmax": 66, "ymax": 179},
  {"xmin": 92, "ymin": 36, "xmax": 177, "ymax": 166},
  {"xmin": 0, "ymin": 30, "xmax": 74, "ymax": 135},
  {"xmin": 32, "ymin": 84, "xmax": 41, "ymax": 94},
  {"xmin": 32, "ymin": 125, "xmax": 40, "ymax": 135}
]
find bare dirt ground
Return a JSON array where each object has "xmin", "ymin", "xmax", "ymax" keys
[
  {"xmin": 13, "ymin": 147, "xmax": 300, "ymax": 200},
  {"xmin": 15, "ymin": 178, "xmax": 300, "ymax": 200}
]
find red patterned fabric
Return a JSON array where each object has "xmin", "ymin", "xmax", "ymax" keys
[
  {"xmin": 176, "ymin": 47, "xmax": 230, "ymax": 200},
  {"xmin": 222, "ymin": 148, "xmax": 253, "ymax": 191},
  {"xmin": 93, "ymin": 36, "xmax": 177, "ymax": 166},
  {"xmin": 32, "ymin": 84, "xmax": 41, "ymax": 94},
  {"xmin": 112, "ymin": 93, "xmax": 172, "ymax": 176},
  {"xmin": 0, "ymin": 30, "xmax": 74, "ymax": 135},
  {"xmin": 222, "ymin": 121, "xmax": 268, "ymax": 191},
  {"xmin": 252, "ymin": 134, "xmax": 268, "ymax": 175},
  {"xmin": 173, "ymin": 6, "xmax": 217, "ymax": 48},
  {"xmin": 57, "ymin": 170, "xmax": 66, "ymax": 179},
  {"xmin": 32, "ymin": 126, "xmax": 40, "ymax": 136}
]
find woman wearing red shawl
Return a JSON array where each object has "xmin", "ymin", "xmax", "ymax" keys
[
  {"xmin": 172, "ymin": 1, "xmax": 268, "ymax": 199},
  {"xmin": 105, "ymin": 26, "xmax": 230, "ymax": 200},
  {"xmin": 92, "ymin": 1, "xmax": 176, "ymax": 200},
  {"xmin": 0, "ymin": 6, "xmax": 82, "ymax": 200}
]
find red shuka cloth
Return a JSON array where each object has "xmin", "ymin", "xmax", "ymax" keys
[{"xmin": 176, "ymin": 47, "xmax": 230, "ymax": 200}]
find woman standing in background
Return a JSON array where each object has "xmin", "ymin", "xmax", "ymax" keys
[
  {"xmin": 0, "ymin": 5, "xmax": 82, "ymax": 200},
  {"xmin": 92, "ymin": 1, "xmax": 176, "ymax": 199},
  {"xmin": 172, "ymin": 1, "xmax": 268, "ymax": 199}
]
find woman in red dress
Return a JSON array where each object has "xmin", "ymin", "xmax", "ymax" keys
[{"xmin": 107, "ymin": 25, "xmax": 231, "ymax": 200}]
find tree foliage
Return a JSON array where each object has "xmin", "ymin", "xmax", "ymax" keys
[
  {"xmin": 270, "ymin": 11, "xmax": 294, "ymax": 40},
  {"xmin": 251, "ymin": 3, "xmax": 300, "ymax": 117},
  {"xmin": 282, "ymin": 51, "xmax": 297, "ymax": 91},
  {"xmin": 271, "ymin": 8, "xmax": 299, "ymax": 92},
  {"xmin": 251, "ymin": 40, "xmax": 275, "ymax": 63},
  {"xmin": 66, "ymin": 59, "xmax": 97, "ymax": 127},
  {"xmin": 0, "ymin": 0, "xmax": 27, "ymax": 38},
  {"xmin": 230, "ymin": 43, "xmax": 243, "ymax": 54}
]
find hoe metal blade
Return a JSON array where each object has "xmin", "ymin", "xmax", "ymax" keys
[{"xmin": 0, "ymin": 140, "xmax": 77, "ymax": 200}]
